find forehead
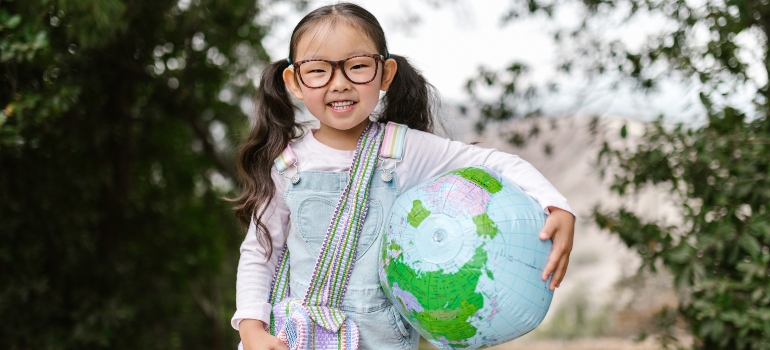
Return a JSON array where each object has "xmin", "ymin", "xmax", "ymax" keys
[{"xmin": 294, "ymin": 21, "xmax": 378, "ymax": 60}]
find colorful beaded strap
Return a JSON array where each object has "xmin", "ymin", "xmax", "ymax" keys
[
  {"xmin": 378, "ymin": 122, "xmax": 408, "ymax": 182},
  {"xmin": 302, "ymin": 122, "xmax": 384, "ymax": 331},
  {"xmin": 267, "ymin": 247, "xmax": 290, "ymax": 335}
]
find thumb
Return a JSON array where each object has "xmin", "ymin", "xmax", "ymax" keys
[{"xmin": 539, "ymin": 216, "xmax": 556, "ymax": 241}]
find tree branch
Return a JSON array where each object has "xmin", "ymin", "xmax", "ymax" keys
[{"xmin": 186, "ymin": 114, "xmax": 238, "ymax": 182}]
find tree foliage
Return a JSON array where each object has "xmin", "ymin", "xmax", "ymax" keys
[
  {"xmin": 595, "ymin": 114, "xmax": 770, "ymax": 349},
  {"xmin": 464, "ymin": 0, "xmax": 770, "ymax": 348},
  {"xmin": 0, "ymin": 0, "xmax": 298, "ymax": 348}
]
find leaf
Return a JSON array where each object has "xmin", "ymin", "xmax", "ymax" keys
[
  {"xmin": 749, "ymin": 217, "xmax": 770, "ymax": 239},
  {"xmin": 711, "ymin": 319, "xmax": 725, "ymax": 339},
  {"xmin": 7, "ymin": 14, "xmax": 21, "ymax": 29},
  {"xmin": 738, "ymin": 234, "xmax": 761, "ymax": 258},
  {"xmin": 620, "ymin": 124, "xmax": 627, "ymax": 138}
]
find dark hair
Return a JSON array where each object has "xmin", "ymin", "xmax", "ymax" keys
[{"xmin": 232, "ymin": 2, "xmax": 439, "ymax": 258}]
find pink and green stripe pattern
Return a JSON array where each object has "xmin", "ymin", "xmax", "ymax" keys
[
  {"xmin": 380, "ymin": 122, "xmax": 408, "ymax": 160},
  {"xmin": 274, "ymin": 145, "xmax": 297, "ymax": 173}
]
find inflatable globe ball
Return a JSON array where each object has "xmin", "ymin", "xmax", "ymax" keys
[{"xmin": 379, "ymin": 166, "xmax": 553, "ymax": 350}]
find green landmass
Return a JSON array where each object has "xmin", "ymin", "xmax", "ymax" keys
[
  {"xmin": 472, "ymin": 213, "xmax": 499, "ymax": 239},
  {"xmin": 407, "ymin": 200, "xmax": 431, "ymax": 227},
  {"xmin": 450, "ymin": 168, "xmax": 502, "ymax": 194},
  {"xmin": 386, "ymin": 244, "xmax": 490, "ymax": 346},
  {"xmin": 386, "ymin": 237, "xmax": 403, "ymax": 252}
]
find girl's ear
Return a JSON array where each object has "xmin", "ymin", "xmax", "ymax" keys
[
  {"xmin": 283, "ymin": 67, "xmax": 304, "ymax": 100},
  {"xmin": 380, "ymin": 58, "xmax": 398, "ymax": 91}
]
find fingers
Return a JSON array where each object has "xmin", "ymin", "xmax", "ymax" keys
[
  {"xmin": 242, "ymin": 332, "xmax": 288, "ymax": 350},
  {"xmin": 540, "ymin": 218, "xmax": 564, "ymax": 280},
  {"xmin": 541, "ymin": 248, "xmax": 560, "ymax": 281},
  {"xmin": 269, "ymin": 336, "xmax": 289, "ymax": 350},
  {"xmin": 541, "ymin": 230, "xmax": 572, "ymax": 289},
  {"xmin": 549, "ymin": 255, "xmax": 570, "ymax": 291},
  {"xmin": 539, "ymin": 208, "xmax": 575, "ymax": 289},
  {"xmin": 261, "ymin": 339, "xmax": 288, "ymax": 350},
  {"xmin": 541, "ymin": 250, "xmax": 570, "ymax": 290}
]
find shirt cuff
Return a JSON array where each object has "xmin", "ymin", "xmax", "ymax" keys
[
  {"xmin": 231, "ymin": 303, "xmax": 272, "ymax": 331},
  {"xmin": 540, "ymin": 200, "xmax": 575, "ymax": 219}
]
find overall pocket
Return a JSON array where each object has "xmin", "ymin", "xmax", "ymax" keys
[
  {"xmin": 296, "ymin": 196, "xmax": 383, "ymax": 261},
  {"xmin": 387, "ymin": 304, "xmax": 412, "ymax": 339}
]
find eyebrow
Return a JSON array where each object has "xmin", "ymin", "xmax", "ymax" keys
[{"xmin": 300, "ymin": 51, "xmax": 374, "ymax": 60}]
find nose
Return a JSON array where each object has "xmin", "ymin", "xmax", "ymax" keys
[{"xmin": 327, "ymin": 64, "xmax": 351, "ymax": 92}]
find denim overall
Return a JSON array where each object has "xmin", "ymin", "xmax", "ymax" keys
[{"xmin": 283, "ymin": 167, "xmax": 420, "ymax": 350}]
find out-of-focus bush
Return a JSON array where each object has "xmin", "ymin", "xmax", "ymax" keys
[
  {"xmin": 460, "ymin": 0, "xmax": 770, "ymax": 348},
  {"xmin": 0, "ymin": 0, "xmax": 301, "ymax": 348},
  {"xmin": 595, "ymin": 113, "xmax": 770, "ymax": 350}
]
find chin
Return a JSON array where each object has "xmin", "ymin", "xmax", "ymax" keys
[
  {"xmin": 322, "ymin": 116, "xmax": 370, "ymax": 131},
  {"xmin": 336, "ymin": 121, "xmax": 369, "ymax": 131}
]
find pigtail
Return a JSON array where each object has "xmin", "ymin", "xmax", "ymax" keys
[
  {"xmin": 231, "ymin": 59, "xmax": 302, "ymax": 259},
  {"xmin": 379, "ymin": 54, "xmax": 441, "ymax": 133}
]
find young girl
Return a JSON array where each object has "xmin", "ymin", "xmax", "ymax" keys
[{"xmin": 231, "ymin": 3, "xmax": 575, "ymax": 350}]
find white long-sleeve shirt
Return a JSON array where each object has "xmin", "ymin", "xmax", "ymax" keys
[{"xmin": 231, "ymin": 127, "xmax": 573, "ymax": 330}]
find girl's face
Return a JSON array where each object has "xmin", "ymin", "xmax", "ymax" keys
[{"xmin": 283, "ymin": 22, "xmax": 397, "ymax": 145}]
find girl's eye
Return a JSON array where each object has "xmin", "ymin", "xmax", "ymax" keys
[
  {"xmin": 307, "ymin": 69, "xmax": 328, "ymax": 74},
  {"xmin": 349, "ymin": 64, "xmax": 369, "ymax": 70}
]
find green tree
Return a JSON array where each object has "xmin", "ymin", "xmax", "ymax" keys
[
  {"xmin": 462, "ymin": 0, "xmax": 770, "ymax": 348},
  {"xmin": 0, "ymin": 0, "xmax": 300, "ymax": 348}
]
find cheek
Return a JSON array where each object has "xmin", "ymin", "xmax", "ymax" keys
[
  {"xmin": 302, "ymin": 89, "xmax": 326, "ymax": 106},
  {"xmin": 358, "ymin": 84, "xmax": 382, "ymax": 105}
]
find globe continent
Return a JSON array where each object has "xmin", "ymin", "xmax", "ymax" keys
[{"xmin": 379, "ymin": 166, "xmax": 553, "ymax": 350}]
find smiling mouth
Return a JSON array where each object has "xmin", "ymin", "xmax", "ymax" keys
[{"xmin": 328, "ymin": 101, "xmax": 356, "ymax": 111}]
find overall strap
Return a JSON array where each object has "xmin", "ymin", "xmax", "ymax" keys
[
  {"xmin": 378, "ymin": 121, "xmax": 408, "ymax": 182},
  {"xmin": 268, "ymin": 144, "xmax": 297, "ymax": 333},
  {"xmin": 274, "ymin": 145, "xmax": 300, "ymax": 184},
  {"xmin": 303, "ymin": 122, "xmax": 385, "ymax": 331},
  {"xmin": 267, "ymin": 246, "xmax": 290, "ymax": 335},
  {"xmin": 380, "ymin": 121, "xmax": 408, "ymax": 159}
]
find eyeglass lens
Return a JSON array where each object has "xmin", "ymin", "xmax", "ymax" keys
[{"xmin": 299, "ymin": 56, "xmax": 378, "ymax": 88}]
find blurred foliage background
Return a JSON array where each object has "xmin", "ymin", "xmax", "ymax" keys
[
  {"xmin": 0, "ymin": 0, "xmax": 304, "ymax": 348},
  {"xmin": 2, "ymin": 0, "xmax": 769, "ymax": 349},
  {"xmin": 467, "ymin": 0, "xmax": 770, "ymax": 349}
]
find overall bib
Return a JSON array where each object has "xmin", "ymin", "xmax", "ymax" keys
[
  {"xmin": 283, "ymin": 169, "xmax": 419, "ymax": 349},
  {"xmin": 271, "ymin": 123, "xmax": 419, "ymax": 350}
]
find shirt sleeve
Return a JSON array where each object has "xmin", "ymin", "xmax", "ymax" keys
[
  {"xmin": 231, "ymin": 169, "xmax": 291, "ymax": 330},
  {"xmin": 398, "ymin": 129, "xmax": 574, "ymax": 217}
]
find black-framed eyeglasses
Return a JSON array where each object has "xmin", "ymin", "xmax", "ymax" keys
[{"xmin": 291, "ymin": 54, "xmax": 386, "ymax": 89}]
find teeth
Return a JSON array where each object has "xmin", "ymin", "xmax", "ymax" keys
[{"xmin": 330, "ymin": 101, "xmax": 354, "ymax": 108}]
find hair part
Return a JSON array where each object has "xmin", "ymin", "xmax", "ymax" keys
[{"xmin": 232, "ymin": 2, "xmax": 441, "ymax": 260}]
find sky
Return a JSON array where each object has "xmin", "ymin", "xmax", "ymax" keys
[{"xmin": 258, "ymin": 0, "xmax": 707, "ymax": 122}]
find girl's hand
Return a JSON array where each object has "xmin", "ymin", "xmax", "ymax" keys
[
  {"xmin": 239, "ymin": 319, "xmax": 288, "ymax": 350},
  {"xmin": 539, "ymin": 207, "xmax": 575, "ymax": 291}
]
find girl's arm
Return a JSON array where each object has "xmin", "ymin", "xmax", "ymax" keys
[
  {"xmin": 400, "ymin": 129, "xmax": 573, "ymax": 215},
  {"xmin": 399, "ymin": 129, "xmax": 574, "ymax": 290},
  {"xmin": 231, "ymin": 169, "xmax": 291, "ymax": 331}
]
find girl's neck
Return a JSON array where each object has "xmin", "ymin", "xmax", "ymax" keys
[{"xmin": 313, "ymin": 119, "xmax": 371, "ymax": 151}]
